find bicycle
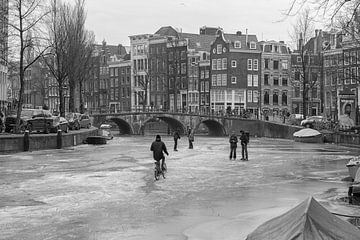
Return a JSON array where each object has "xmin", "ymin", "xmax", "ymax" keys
[{"xmin": 154, "ymin": 161, "xmax": 167, "ymax": 180}]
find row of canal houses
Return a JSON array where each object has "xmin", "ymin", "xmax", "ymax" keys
[{"xmin": 76, "ymin": 26, "xmax": 360, "ymax": 123}]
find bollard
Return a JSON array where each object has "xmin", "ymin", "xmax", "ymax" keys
[
  {"xmin": 23, "ymin": 130, "xmax": 30, "ymax": 151},
  {"xmin": 57, "ymin": 129, "xmax": 62, "ymax": 149}
]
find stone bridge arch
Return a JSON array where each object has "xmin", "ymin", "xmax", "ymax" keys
[
  {"xmin": 98, "ymin": 116, "xmax": 134, "ymax": 135},
  {"xmin": 196, "ymin": 118, "xmax": 227, "ymax": 136},
  {"xmin": 140, "ymin": 115, "xmax": 186, "ymax": 135}
]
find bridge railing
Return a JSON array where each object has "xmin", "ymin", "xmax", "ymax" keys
[{"xmin": 93, "ymin": 107, "xmax": 259, "ymax": 120}]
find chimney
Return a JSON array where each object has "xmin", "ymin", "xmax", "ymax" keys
[
  {"xmin": 236, "ymin": 31, "xmax": 242, "ymax": 36},
  {"xmin": 246, "ymin": 28, "xmax": 248, "ymax": 44}
]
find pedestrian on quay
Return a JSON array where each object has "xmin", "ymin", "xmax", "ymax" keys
[
  {"xmin": 188, "ymin": 128, "xmax": 194, "ymax": 149},
  {"xmin": 229, "ymin": 131, "xmax": 238, "ymax": 160},
  {"xmin": 240, "ymin": 130, "xmax": 249, "ymax": 161},
  {"xmin": 173, "ymin": 129, "xmax": 180, "ymax": 151}
]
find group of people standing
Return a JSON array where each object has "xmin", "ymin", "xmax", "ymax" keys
[
  {"xmin": 151, "ymin": 128, "xmax": 250, "ymax": 176},
  {"xmin": 229, "ymin": 130, "xmax": 249, "ymax": 161}
]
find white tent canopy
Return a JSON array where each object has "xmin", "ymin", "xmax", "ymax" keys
[{"xmin": 246, "ymin": 197, "xmax": 360, "ymax": 240}]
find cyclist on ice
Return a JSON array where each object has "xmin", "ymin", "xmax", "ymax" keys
[{"xmin": 150, "ymin": 135, "xmax": 169, "ymax": 172}]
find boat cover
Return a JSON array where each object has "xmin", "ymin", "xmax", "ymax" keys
[
  {"xmin": 293, "ymin": 128, "xmax": 321, "ymax": 138},
  {"xmin": 246, "ymin": 197, "xmax": 360, "ymax": 240}
]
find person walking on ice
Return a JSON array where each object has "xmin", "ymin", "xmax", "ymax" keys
[
  {"xmin": 173, "ymin": 129, "xmax": 180, "ymax": 151},
  {"xmin": 229, "ymin": 131, "xmax": 238, "ymax": 160},
  {"xmin": 240, "ymin": 130, "xmax": 249, "ymax": 161}
]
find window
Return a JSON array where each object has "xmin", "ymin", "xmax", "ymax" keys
[
  {"xmin": 264, "ymin": 90, "xmax": 270, "ymax": 104},
  {"xmin": 205, "ymin": 82, "xmax": 209, "ymax": 91},
  {"xmin": 311, "ymin": 87, "xmax": 318, "ymax": 99},
  {"xmin": 247, "ymin": 90, "xmax": 253, "ymax": 102},
  {"xmin": 217, "ymin": 74, "xmax": 222, "ymax": 86},
  {"xmin": 181, "ymin": 63, "xmax": 186, "ymax": 74},
  {"xmin": 282, "ymin": 78, "xmax": 288, "ymax": 86},
  {"xmin": 201, "ymin": 82, "xmax": 205, "ymax": 92},
  {"xmin": 253, "ymin": 91, "xmax": 259, "ymax": 103},
  {"xmin": 295, "ymin": 71, "xmax": 300, "ymax": 81},
  {"xmin": 265, "ymin": 59, "xmax": 269, "ymax": 69},
  {"xmin": 297, "ymin": 56, "xmax": 302, "ymax": 63},
  {"xmin": 212, "ymin": 75, "xmax": 217, "ymax": 86},
  {"xmin": 217, "ymin": 59, "xmax": 222, "ymax": 70},
  {"xmin": 231, "ymin": 76, "xmax": 237, "ymax": 84},
  {"xmin": 247, "ymin": 74, "xmax": 252, "ymax": 86},
  {"xmin": 294, "ymin": 85, "xmax": 300, "ymax": 97},
  {"xmin": 222, "ymin": 74, "xmax": 227, "ymax": 86},
  {"xmin": 264, "ymin": 74, "xmax": 269, "ymax": 85},
  {"xmin": 200, "ymin": 71, "xmax": 205, "ymax": 79},
  {"xmin": 205, "ymin": 70, "xmax": 209, "ymax": 78},
  {"xmin": 273, "ymin": 92, "xmax": 279, "ymax": 105},
  {"xmin": 234, "ymin": 41, "xmax": 241, "ymax": 48},
  {"xmin": 217, "ymin": 44, "xmax": 222, "ymax": 54},
  {"xmin": 212, "ymin": 59, "xmax": 217, "ymax": 70},
  {"xmin": 273, "ymin": 60, "xmax": 279, "ymax": 70},
  {"xmin": 247, "ymin": 59, "xmax": 253, "ymax": 70},
  {"xmin": 282, "ymin": 92, "xmax": 288, "ymax": 105},
  {"xmin": 222, "ymin": 58, "xmax": 227, "ymax": 69},
  {"xmin": 253, "ymin": 75, "xmax": 258, "ymax": 87},
  {"xmin": 231, "ymin": 60, "xmax": 237, "ymax": 68},
  {"xmin": 281, "ymin": 60, "xmax": 288, "ymax": 70},
  {"xmin": 253, "ymin": 59, "xmax": 259, "ymax": 71},
  {"xmin": 273, "ymin": 77, "xmax": 279, "ymax": 86},
  {"xmin": 250, "ymin": 42, "xmax": 256, "ymax": 49}
]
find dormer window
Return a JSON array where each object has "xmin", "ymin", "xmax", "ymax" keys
[
  {"xmin": 250, "ymin": 42, "xmax": 256, "ymax": 49},
  {"xmin": 234, "ymin": 41, "xmax": 241, "ymax": 48},
  {"xmin": 217, "ymin": 44, "xmax": 222, "ymax": 54}
]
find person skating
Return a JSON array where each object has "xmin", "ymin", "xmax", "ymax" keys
[
  {"xmin": 173, "ymin": 129, "xmax": 180, "ymax": 151},
  {"xmin": 150, "ymin": 135, "xmax": 169, "ymax": 172},
  {"xmin": 240, "ymin": 130, "xmax": 249, "ymax": 160},
  {"xmin": 229, "ymin": 131, "xmax": 238, "ymax": 160},
  {"xmin": 188, "ymin": 128, "xmax": 194, "ymax": 149}
]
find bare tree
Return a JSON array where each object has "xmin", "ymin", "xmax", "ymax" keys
[
  {"xmin": 286, "ymin": 0, "xmax": 355, "ymax": 20},
  {"xmin": 44, "ymin": 0, "xmax": 71, "ymax": 117},
  {"xmin": 291, "ymin": 9, "xmax": 319, "ymax": 119},
  {"xmin": 67, "ymin": 0, "xmax": 94, "ymax": 113},
  {"xmin": 3, "ymin": 0, "xmax": 50, "ymax": 132}
]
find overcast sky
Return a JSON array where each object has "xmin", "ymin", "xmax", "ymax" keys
[{"xmin": 81, "ymin": 0, "xmax": 309, "ymax": 48}]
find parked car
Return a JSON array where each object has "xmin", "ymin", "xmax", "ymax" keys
[
  {"xmin": 301, "ymin": 116, "xmax": 325, "ymax": 128},
  {"xmin": 288, "ymin": 114, "xmax": 304, "ymax": 126},
  {"xmin": 4, "ymin": 108, "xmax": 37, "ymax": 133},
  {"xmin": 79, "ymin": 114, "xmax": 91, "ymax": 128},
  {"xmin": 27, "ymin": 110, "xmax": 69, "ymax": 133},
  {"xmin": 65, "ymin": 112, "xmax": 81, "ymax": 130}
]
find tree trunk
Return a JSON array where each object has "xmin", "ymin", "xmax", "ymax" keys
[
  {"xmin": 59, "ymin": 85, "xmax": 65, "ymax": 117},
  {"xmin": 79, "ymin": 81, "xmax": 84, "ymax": 113},
  {"xmin": 68, "ymin": 77, "xmax": 75, "ymax": 112}
]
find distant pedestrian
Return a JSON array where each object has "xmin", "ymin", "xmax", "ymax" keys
[
  {"xmin": 173, "ymin": 129, "xmax": 180, "ymax": 151},
  {"xmin": 240, "ymin": 130, "xmax": 249, "ymax": 160},
  {"xmin": 229, "ymin": 131, "xmax": 238, "ymax": 160},
  {"xmin": 188, "ymin": 128, "xmax": 194, "ymax": 149}
]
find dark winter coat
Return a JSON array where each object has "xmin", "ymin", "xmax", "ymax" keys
[
  {"xmin": 173, "ymin": 131, "xmax": 180, "ymax": 140},
  {"xmin": 150, "ymin": 139, "xmax": 168, "ymax": 161},
  {"xmin": 240, "ymin": 133, "xmax": 248, "ymax": 145},
  {"xmin": 229, "ymin": 134, "xmax": 238, "ymax": 147}
]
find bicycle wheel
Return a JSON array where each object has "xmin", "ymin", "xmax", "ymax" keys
[{"xmin": 154, "ymin": 169, "xmax": 160, "ymax": 180}]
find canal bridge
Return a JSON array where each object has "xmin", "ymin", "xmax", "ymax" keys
[{"xmin": 91, "ymin": 112, "xmax": 300, "ymax": 138}]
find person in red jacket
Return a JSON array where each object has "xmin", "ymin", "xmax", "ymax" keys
[{"xmin": 150, "ymin": 135, "xmax": 169, "ymax": 172}]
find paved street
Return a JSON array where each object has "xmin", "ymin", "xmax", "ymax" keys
[{"xmin": 1, "ymin": 136, "xmax": 360, "ymax": 240}]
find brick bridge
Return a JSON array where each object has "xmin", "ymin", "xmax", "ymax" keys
[{"xmin": 91, "ymin": 112, "xmax": 300, "ymax": 138}]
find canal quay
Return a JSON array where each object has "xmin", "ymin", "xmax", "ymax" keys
[{"xmin": 1, "ymin": 135, "xmax": 360, "ymax": 240}]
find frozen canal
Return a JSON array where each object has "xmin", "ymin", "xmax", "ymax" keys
[{"xmin": 1, "ymin": 136, "xmax": 360, "ymax": 240}]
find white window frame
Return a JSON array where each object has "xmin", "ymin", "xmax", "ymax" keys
[
  {"xmin": 221, "ymin": 74, "xmax": 227, "ymax": 86},
  {"xmin": 234, "ymin": 41, "xmax": 241, "ymax": 48},
  {"xmin": 253, "ymin": 91, "xmax": 258, "ymax": 103},
  {"xmin": 231, "ymin": 76, "xmax": 237, "ymax": 84},
  {"xmin": 247, "ymin": 74, "xmax": 252, "ymax": 86},
  {"xmin": 231, "ymin": 60, "xmax": 237, "ymax": 68},
  {"xmin": 250, "ymin": 42, "xmax": 256, "ymax": 49},
  {"xmin": 222, "ymin": 58, "xmax": 227, "ymax": 70},
  {"xmin": 247, "ymin": 90, "xmax": 253, "ymax": 102},
  {"xmin": 253, "ymin": 75, "xmax": 258, "ymax": 87},
  {"xmin": 212, "ymin": 59, "xmax": 216, "ymax": 70},
  {"xmin": 217, "ymin": 44, "xmax": 222, "ymax": 54},
  {"xmin": 297, "ymin": 56, "xmax": 302, "ymax": 63},
  {"xmin": 212, "ymin": 75, "xmax": 217, "ymax": 86},
  {"xmin": 247, "ymin": 59, "xmax": 253, "ymax": 70},
  {"xmin": 253, "ymin": 59, "xmax": 258, "ymax": 71},
  {"xmin": 217, "ymin": 59, "xmax": 222, "ymax": 70}
]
